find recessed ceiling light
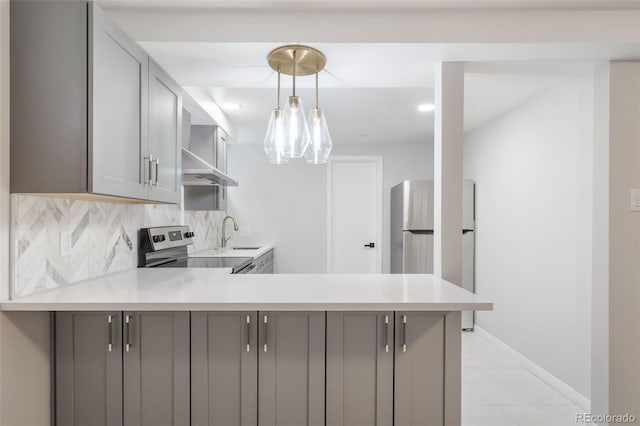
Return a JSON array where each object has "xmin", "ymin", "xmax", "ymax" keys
[
  {"xmin": 222, "ymin": 102, "xmax": 242, "ymax": 111},
  {"xmin": 417, "ymin": 103, "xmax": 435, "ymax": 112}
]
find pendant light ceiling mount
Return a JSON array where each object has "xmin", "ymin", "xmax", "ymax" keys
[
  {"xmin": 264, "ymin": 44, "xmax": 332, "ymax": 165},
  {"xmin": 267, "ymin": 45, "xmax": 327, "ymax": 76}
]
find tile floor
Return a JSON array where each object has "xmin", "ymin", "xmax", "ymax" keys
[{"xmin": 462, "ymin": 331, "xmax": 587, "ymax": 426}]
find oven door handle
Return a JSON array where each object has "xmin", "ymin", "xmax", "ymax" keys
[{"xmin": 237, "ymin": 263, "xmax": 257, "ymax": 274}]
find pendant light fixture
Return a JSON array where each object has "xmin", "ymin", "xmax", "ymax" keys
[
  {"xmin": 305, "ymin": 69, "xmax": 332, "ymax": 164},
  {"xmin": 265, "ymin": 45, "xmax": 330, "ymax": 164},
  {"xmin": 263, "ymin": 70, "xmax": 287, "ymax": 164}
]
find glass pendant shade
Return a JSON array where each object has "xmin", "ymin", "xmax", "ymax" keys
[
  {"xmin": 263, "ymin": 108, "xmax": 287, "ymax": 164},
  {"xmin": 305, "ymin": 108, "xmax": 332, "ymax": 164},
  {"xmin": 280, "ymin": 96, "xmax": 310, "ymax": 158}
]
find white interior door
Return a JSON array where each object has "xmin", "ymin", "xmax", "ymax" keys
[{"xmin": 327, "ymin": 157, "xmax": 383, "ymax": 273}]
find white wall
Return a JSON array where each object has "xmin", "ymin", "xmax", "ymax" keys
[
  {"xmin": 464, "ymin": 79, "xmax": 594, "ymax": 399},
  {"xmin": 227, "ymin": 142, "xmax": 433, "ymax": 273}
]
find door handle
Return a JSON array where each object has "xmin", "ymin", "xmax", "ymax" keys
[
  {"xmin": 263, "ymin": 315, "xmax": 268, "ymax": 352},
  {"xmin": 125, "ymin": 314, "xmax": 133, "ymax": 352},
  {"xmin": 364, "ymin": 242, "xmax": 375, "ymax": 248},
  {"xmin": 384, "ymin": 315, "xmax": 390, "ymax": 353},
  {"xmin": 153, "ymin": 157, "xmax": 160, "ymax": 188},
  {"xmin": 246, "ymin": 315, "xmax": 251, "ymax": 352},
  {"xmin": 107, "ymin": 314, "xmax": 113, "ymax": 352},
  {"xmin": 144, "ymin": 155, "xmax": 154, "ymax": 186},
  {"xmin": 401, "ymin": 315, "xmax": 407, "ymax": 352}
]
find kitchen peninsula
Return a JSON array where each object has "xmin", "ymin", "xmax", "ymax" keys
[{"xmin": 2, "ymin": 271, "xmax": 491, "ymax": 426}]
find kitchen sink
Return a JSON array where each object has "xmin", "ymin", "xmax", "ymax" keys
[{"xmin": 231, "ymin": 246, "xmax": 261, "ymax": 250}]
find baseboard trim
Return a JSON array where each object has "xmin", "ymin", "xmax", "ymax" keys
[{"xmin": 474, "ymin": 326, "xmax": 591, "ymax": 411}]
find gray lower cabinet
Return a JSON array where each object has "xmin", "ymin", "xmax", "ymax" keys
[
  {"xmin": 191, "ymin": 312, "xmax": 258, "ymax": 426},
  {"xmin": 122, "ymin": 312, "xmax": 190, "ymax": 426},
  {"xmin": 11, "ymin": 1, "xmax": 181, "ymax": 203},
  {"xmin": 56, "ymin": 310, "xmax": 461, "ymax": 426},
  {"xmin": 55, "ymin": 312, "xmax": 190, "ymax": 426},
  {"xmin": 394, "ymin": 311, "xmax": 462, "ymax": 426},
  {"xmin": 56, "ymin": 312, "xmax": 123, "ymax": 426},
  {"xmin": 190, "ymin": 311, "xmax": 324, "ymax": 426},
  {"xmin": 326, "ymin": 312, "xmax": 394, "ymax": 426},
  {"xmin": 258, "ymin": 311, "xmax": 325, "ymax": 426}
]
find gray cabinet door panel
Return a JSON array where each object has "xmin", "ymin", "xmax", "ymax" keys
[
  {"xmin": 148, "ymin": 59, "xmax": 182, "ymax": 204},
  {"xmin": 90, "ymin": 4, "xmax": 148, "ymax": 200},
  {"xmin": 394, "ymin": 312, "xmax": 446, "ymax": 426},
  {"xmin": 258, "ymin": 311, "xmax": 325, "ymax": 426},
  {"xmin": 326, "ymin": 312, "xmax": 393, "ymax": 426},
  {"xmin": 56, "ymin": 312, "xmax": 123, "ymax": 426},
  {"xmin": 191, "ymin": 312, "xmax": 258, "ymax": 426},
  {"xmin": 10, "ymin": 0, "xmax": 89, "ymax": 193},
  {"xmin": 122, "ymin": 312, "xmax": 190, "ymax": 426}
]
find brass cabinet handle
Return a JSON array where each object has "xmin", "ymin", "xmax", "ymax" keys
[
  {"xmin": 107, "ymin": 314, "xmax": 113, "ymax": 352},
  {"xmin": 144, "ymin": 155, "xmax": 154, "ymax": 186},
  {"xmin": 246, "ymin": 315, "xmax": 251, "ymax": 352},
  {"xmin": 263, "ymin": 315, "xmax": 268, "ymax": 352},
  {"xmin": 125, "ymin": 314, "xmax": 132, "ymax": 352},
  {"xmin": 402, "ymin": 315, "xmax": 407, "ymax": 352},
  {"xmin": 152, "ymin": 157, "xmax": 159, "ymax": 187},
  {"xmin": 384, "ymin": 315, "xmax": 390, "ymax": 353}
]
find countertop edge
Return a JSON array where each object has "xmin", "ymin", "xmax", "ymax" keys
[{"xmin": 1, "ymin": 301, "xmax": 494, "ymax": 312}]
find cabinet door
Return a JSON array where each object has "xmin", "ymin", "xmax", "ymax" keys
[
  {"xmin": 258, "ymin": 312, "xmax": 325, "ymax": 426},
  {"xmin": 90, "ymin": 4, "xmax": 149, "ymax": 200},
  {"xmin": 148, "ymin": 59, "xmax": 182, "ymax": 203},
  {"xmin": 123, "ymin": 312, "xmax": 190, "ymax": 426},
  {"xmin": 56, "ymin": 312, "xmax": 123, "ymax": 426},
  {"xmin": 394, "ymin": 312, "xmax": 446, "ymax": 426},
  {"xmin": 326, "ymin": 312, "xmax": 393, "ymax": 426},
  {"xmin": 191, "ymin": 312, "xmax": 258, "ymax": 426}
]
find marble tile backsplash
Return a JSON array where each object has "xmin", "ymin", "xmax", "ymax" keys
[{"xmin": 11, "ymin": 195, "xmax": 225, "ymax": 297}]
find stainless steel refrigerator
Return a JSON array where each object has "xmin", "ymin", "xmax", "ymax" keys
[{"xmin": 390, "ymin": 179, "xmax": 476, "ymax": 330}]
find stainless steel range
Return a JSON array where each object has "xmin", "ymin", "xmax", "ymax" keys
[{"xmin": 138, "ymin": 226, "xmax": 255, "ymax": 273}]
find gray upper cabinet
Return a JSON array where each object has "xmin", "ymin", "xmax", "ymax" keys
[
  {"xmin": 148, "ymin": 60, "xmax": 182, "ymax": 203},
  {"xmin": 56, "ymin": 312, "xmax": 123, "ymax": 426},
  {"xmin": 326, "ymin": 312, "xmax": 394, "ymax": 426},
  {"xmin": 123, "ymin": 312, "xmax": 190, "ymax": 426},
  {"xmin": 394, "ymin": 312, "xmax": 446, "ymax": 426},
  {"xmin": 10, "ymin": 1, "xmax": 181, "ymax": 203},
  {"xmin": 56, "ymin": 311, "xmax": 190, "ymax": 426},
  {"xmin": 258, "ymin": 311, "xmax": 325, "ymax": 426},
  {"xmin": 90, "ymin": 3, "xmax": 149, "ymax": 200},
  {"xmin": 191, "ymin": 312, "xmax": 258, "ymax": 426}
]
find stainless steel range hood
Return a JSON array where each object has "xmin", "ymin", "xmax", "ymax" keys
[{"xmin": 181, "ymin": 148, "xmax": 239, "ymax": 187}]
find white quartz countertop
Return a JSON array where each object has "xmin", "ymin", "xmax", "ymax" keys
[
  {"xmin": 1, "ymin": 269, "xmax": 492, "ymax": 312},
  {"xmin": 190, "ymin": 244, "xmax": 274, "ymax": 259}
]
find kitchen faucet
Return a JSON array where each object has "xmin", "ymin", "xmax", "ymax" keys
[{"xmin": 221, "ymin": 215, "xmax": 239, "ymax": 248}]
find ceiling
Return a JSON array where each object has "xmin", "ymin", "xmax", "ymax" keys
[
  {"xmin": 141, "ymin": 40, "xmax": 639, "ymax": 144},
  {"xmin": 106, "ymin": 0, "xmax": 640, "ymax": 146}
]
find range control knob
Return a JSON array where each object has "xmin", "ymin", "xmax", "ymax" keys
[
  {"xmin": 152, "ymin": 235, "xmax": 166, "ymax": 243},
  {"xmin": 184, "ymin": 232, "xmax": 195, "ymax": 238}
]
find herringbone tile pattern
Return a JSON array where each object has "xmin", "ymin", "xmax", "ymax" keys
[{"xmin": 12, "ymin": 195, "xmax": 225, "ymax": 297}]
